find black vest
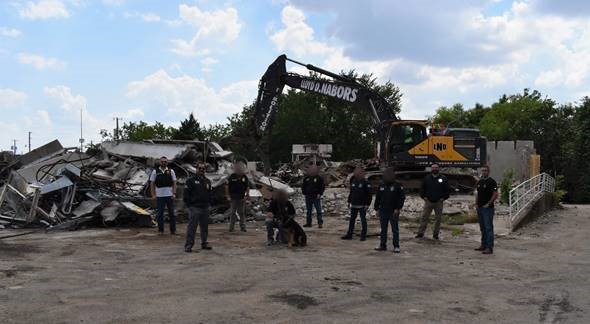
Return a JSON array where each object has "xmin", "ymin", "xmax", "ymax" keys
[{"xmin": 155, "ymin": 168, "xmax": 174, "ymax": 188}]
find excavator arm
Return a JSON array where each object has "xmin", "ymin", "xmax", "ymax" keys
[{"xmin": 254, "ymin": 55, "xmax": 397, "ymax": 136}]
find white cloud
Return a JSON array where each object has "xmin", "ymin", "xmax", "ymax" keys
[
  {"xmin": 170, "ymin": 4, "xmax": 242, "ymax": 57},
  {"xmin": 270, "ymin": 2, "xmax": 590, "ymax": 118},
  {"xmin": 102, "ymin": 0, "xmax": 124, "ymax": 6},
  {"xmin": 200, "ymin": 57, "xmax": 218, "ymax": 73},
  {"xmin": 270, "ymin": 5, "xmax": 332, "ymax": 56},
  {"xmin": 0, "ymin": 88, "xmax": 27, "ymax": 108},
  {"xmin": 17, "ymin": 53, "xmax": 66, "ymax": 70},
  {"xmin": 109, "ymin": 108, "xmax": 144, "ymax": 119},
  {"xmin": 37, "ymin": 110, "xmax": 52, "ymax": 127},
  {"xmin": 44, "ymin": 85, "xmax": 86, "ymax": 111},
  {"xmin": 126, "ymin": 69, "xmax": 257, "ymax": 124},
  {"xmin": 43, "ymin": 85, "xmax": 110, "ymax": 146},
  {"xmin": 19, "ymin": 0, "xmax": 70, "ymax": 20},
  {"xmin": 0, "ymin": 27, "xmax": 22, "ymax": 38},
  {"xmin": 124, "ymin": 12, "xmax": 161, "ymax": 23}
]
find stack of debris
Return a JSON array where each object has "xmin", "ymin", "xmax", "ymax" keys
[{"xmin": 0, "ymin": 139, "xmax": 296, "ymax": 231}]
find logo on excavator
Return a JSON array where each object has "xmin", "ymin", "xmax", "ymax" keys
[
  {"xmin": 260, "ymin": 94, "xmax": 279, "ymax": 132},
  {"xmin": 300, "ymin": 80, "xmax": 358, "ymax": 103},
  {"xmin": 433, "ymin": 143, "xmax": 447, "ymax": 151}
]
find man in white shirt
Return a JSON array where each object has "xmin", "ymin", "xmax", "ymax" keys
[{"xmin": 149, "ymin": 156, "xmax": 177, "ymax": 235}]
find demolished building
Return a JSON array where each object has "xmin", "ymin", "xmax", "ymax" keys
[{"xmin": 0, "ymin": 139, "xmax": 296, "ymax": 231}]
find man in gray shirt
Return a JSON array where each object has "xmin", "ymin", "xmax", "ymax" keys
[{"xmin": 149, "ymin": 156, "xmax": 177, "ymax": 235}]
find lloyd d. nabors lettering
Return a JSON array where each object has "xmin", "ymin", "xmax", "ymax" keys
[{"xmin": 300, "ymin": 80, "xmax": 358, "ymax": 103}]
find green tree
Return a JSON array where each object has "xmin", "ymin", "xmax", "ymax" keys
[
  {"xmin": 172, "ymin": 113, "xmax": 204, "ymax": 140},
  {"xmin": 568, "ymin": 97, "xmax": 590, "ymax": 202},
  {"xmin": 118, "ymin": 121, "xmax": 174, "ymax": 141}
]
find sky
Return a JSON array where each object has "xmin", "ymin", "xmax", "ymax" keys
[{"xmin": 1, "ymin": 0, "xmax": 590, "ymax": 152}]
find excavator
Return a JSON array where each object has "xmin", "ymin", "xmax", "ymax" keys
[{"xmin": 253, "ymin": 54, "xmax": 487, "ymax": 191}]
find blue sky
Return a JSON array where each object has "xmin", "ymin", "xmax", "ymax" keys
[{"xmin": 1, "ymin": 0, "xmax": 590, "ymax": 152}]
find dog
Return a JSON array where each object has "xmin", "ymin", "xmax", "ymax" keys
[{"xmin": 282, "ymin": 217, "xmax": 307, "ymax": 247}]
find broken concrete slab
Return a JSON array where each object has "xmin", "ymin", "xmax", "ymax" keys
[
  {"xmin": 101, "ymin": 201, "xmax": 123, "ymax": 223},
  {"xmin": 72, "ymin": 200, "xmax": 102, "ymax": 218},
  {"xmin": 101, "ymin": 141, "xmax": 192, "ymax": 161}
]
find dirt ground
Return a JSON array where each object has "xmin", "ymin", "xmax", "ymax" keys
[{"xmin": 1, "ymin": 205, "xmax": 588, "ymax": 323}]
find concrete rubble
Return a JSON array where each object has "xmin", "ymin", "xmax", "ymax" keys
[{"xmin": 0, "ymin": 139, "xmax": 296, "ymax": 231}]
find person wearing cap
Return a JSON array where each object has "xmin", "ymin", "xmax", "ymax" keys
[
  {"xmin": 225, "ymin": 162, "xmax": 250, "ymax": 232},
  {"xmin": 416, "ymin": 163, "xmax": 450, "ymax": 240},
  {"xmin": 183, "ymin": 162, "xmax": 213, "ymax": 252},
  {"xmin": 149, "ymin": 156, "xmax": 177, "ymax": 235}
]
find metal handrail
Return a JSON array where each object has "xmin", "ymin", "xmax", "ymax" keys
[{"xmin": 509, "ymin": 173, "xmax": 555, "ymax": 229}]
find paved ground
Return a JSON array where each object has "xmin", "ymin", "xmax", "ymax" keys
[{"xmin": 1, "ymin": 205, "xmax": 588, "ymax": 323}]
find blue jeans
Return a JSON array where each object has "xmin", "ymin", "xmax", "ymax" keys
[
  {"xmin": 305, "ymin": 196, "xmax": 323, "ymax": 225},
  {"xmin": 379, "ymin": 210, "xmax": 399, "ymax": 248},
  {"xmin": 156, "ymin": 196, "xmax": 176, "ymax": 233},
  {"xmin": 477, "ymin": 207, "xmax": 494, "ymax": 249},
  {"xmin": 346, "ymin": 207, "xmax": 367, "ymax": 238}
]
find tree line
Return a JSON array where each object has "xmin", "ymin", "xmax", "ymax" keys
[{"xmin": 100, "ymin": 76, "xmax": 590, "ymax": 203}]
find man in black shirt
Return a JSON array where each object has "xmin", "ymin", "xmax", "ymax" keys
[
  {"xmin": 374, "ymin": 167, "xmax": 405, "ymax": 253},
  {"xmin": 302, "ymin": 165, "xmax": 325, "ymax": 228},
  {"xmin": 475, "ymin": 165, "xmax": 498, "ymax": 255},
  {"xmin": 416, "ymin": 163, "xmax": 450, "ymax": 240},
  {"xmin": 225, "ymin": 163, "xmax": 250, "ymax": 232},
  {"xmin": 183, "ymin": 162, "xmax": 213, "ymax": 252},
  {"xmin": 342, "ymin": 166, "xmax": 372, "ymax": 241}
]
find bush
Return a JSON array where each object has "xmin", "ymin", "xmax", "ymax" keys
[{"xmin": 500, "ymin": 168, "xmax": 515, "ymax": 204}]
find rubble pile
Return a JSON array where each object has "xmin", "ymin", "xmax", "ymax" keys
[{"xmin": 0, "ymin": 139, "xmax": 296, "ymax": 231}]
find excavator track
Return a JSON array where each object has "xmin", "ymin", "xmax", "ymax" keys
[{"xmin": 363, "ymin": 170, "xmax": 478, "ymax": 193}]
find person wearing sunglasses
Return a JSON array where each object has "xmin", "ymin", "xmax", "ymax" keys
[
  {"xmin": 149, "ymin": 156, "xmax": 177, "ymax": 235},
  {"xmin": 183, "ymin": 162, "xmax": 213, "ymax": 252}
]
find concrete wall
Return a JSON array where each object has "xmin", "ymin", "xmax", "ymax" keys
[{"xmin": 486, "ymin": 140, "xmax": 536, "ymax": 182}]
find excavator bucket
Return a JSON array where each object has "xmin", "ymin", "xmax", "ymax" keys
[{"xmin": 254, "ymin": 55, "xmax": 287, "ymax": 135}]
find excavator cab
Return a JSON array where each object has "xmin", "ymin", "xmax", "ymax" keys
[{"xmin": 386, "ymin": 120, "xmax": 486, "ymax": 168}]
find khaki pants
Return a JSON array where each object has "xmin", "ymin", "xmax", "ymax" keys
[
  {"xmin": 418, "ymin": 200, "xmax": 444, "ymax": 236},
  {"xmin": 229, "ymin": 199, "xmax": 246, "ymax": 230}
]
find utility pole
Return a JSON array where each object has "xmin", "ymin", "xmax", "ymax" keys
[
  {"xmin": 113, "ymin": 117, "xmax": 123, "ymax": 142},
  {"xmin": 10, "ymin": 139, "xmax": 17, "ymax": 156},
  {"xmin": 28, "ymin": 132, "xmax": 31, "ymax": 152},
  {"xmin": 79, "ymin": 107, "xmax": 85, "ymax": 152}
]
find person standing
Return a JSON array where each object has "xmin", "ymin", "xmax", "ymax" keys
[
  {"xmin": 149, "ymin": 156, "xmax": 177, "ymax": 235},
  {"xmin": 342, "ymin": 166, "xmax": 372, "ymax": 241},
  {"xmin": 302, "ymin": 165, "xmax": 325, "ymax": 228},
  {"xmin": 184, "ymin": 162, "xmax": 213, "ymax": 252},
  {"xmin": 474, "ymin": 165, "xmax": 498, "ymax": 255},
  {"xmin": 416, "ymin": 163, "xmax": 450, "ymax": 240},
  {"xmin": 225, "ymin": 162, "xmax": 250, "ymax": 232},
  {"xmin": 374, "ymin": 167, "xmax": 405, "ymax": 253}
]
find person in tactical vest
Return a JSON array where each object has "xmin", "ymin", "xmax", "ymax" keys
[
  {"xmin": 149, "ymin": 156, "xmax": 177, "ymax": 235},
  {"xmin": 225, "ymin": 162, "xmax": 250, "ymax": 232},
  {"xmin": 184, "ymin": 162, "xmax": 213, "ymax": 252},
  {"xmin": 342, "ymin": 166, "xmax": 372, "ymax": 241},
  {"xmin": 302, "ymin": 164, "xmax": 325, "ymax": 228},
  {"xmin": 374, "ymin": 167, "xmax": 405, "ymax": 253}
]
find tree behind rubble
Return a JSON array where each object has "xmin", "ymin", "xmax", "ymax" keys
[{"xmin": 171, "ymin": 113, "xmax": 205, "ymax": 140}]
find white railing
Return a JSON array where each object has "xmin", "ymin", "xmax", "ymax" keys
[{"xmin": 509, "ymin": 173, "xmax": 555, "ymax": 230}]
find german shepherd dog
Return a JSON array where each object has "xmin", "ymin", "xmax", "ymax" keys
[{"xmin": 283, "ymin": 216, "xmax": 307, "ymax": 247}]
